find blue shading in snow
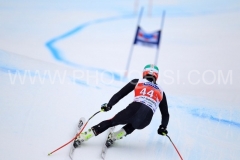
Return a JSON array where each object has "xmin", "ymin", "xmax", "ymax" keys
[
  {"xmin": 170, "ymin": 105, "xmax": 240, "ymax": 129},
  {"xmin": 0, "ymin": 65, "xmax": 41, "ymax": 77},
  {"xmin": 45, "ymin": 14, "xmax": 136, "ymax": 81},
  {"xmin": 0, "ymin": 64, "xmax": 109, "ymax": 88},
  {"xmin": 190, "ymin": 109, "xmax": 240, "ymax": 128},
  {"xmin": 69, "ymin": 77, "xmax": 101, "ymax": 89}
]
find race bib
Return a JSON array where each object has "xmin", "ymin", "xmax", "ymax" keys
[{"xmin": 133, "ymin": 79, "xmax": 163, "ymax": 113}]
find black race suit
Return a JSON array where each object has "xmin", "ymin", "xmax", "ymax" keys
[{"xmin": 92, "ymin": 79, "xmax": 169, "ymax": 135}]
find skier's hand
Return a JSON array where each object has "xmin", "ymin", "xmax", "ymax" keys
[
  {"xmin": 158, "ymin": 125, "xmax": 168, "ymax": 136},
  {"xmin": 101, "ymin": 103, "xmax": 112, "ymax": 112}
]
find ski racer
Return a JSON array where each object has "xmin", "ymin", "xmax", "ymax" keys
[{"xmin": 73, "ymin": 64, "xmax": 170, "ymax": 148}]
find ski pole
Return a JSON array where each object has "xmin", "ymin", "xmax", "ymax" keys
[
  {"xmin": 164, "ymin": 134, "xmax": 183, "ymax": 160},
  {"xmin": 48, "ymin": 109, "xmax": 104, "ymax": 156}
]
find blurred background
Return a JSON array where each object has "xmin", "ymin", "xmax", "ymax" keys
[{"xmin": 0, "ymin": 0, "xmax": 240, "ymax": 160}]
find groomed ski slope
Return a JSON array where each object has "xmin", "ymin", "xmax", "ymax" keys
[{"xmin": 0, "ymin": 0, "xmax": 240, "ymax": 160}]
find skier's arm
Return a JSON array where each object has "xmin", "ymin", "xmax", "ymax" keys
[
  {"xmin": 159, "ymin": 92, "xmax": 169, "ymax": 128},
  {"xmin": 107, "ymin": 79, "xmax": 139, "ymax": 107}
]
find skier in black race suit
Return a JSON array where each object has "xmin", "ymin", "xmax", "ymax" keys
[{"xmin": 73, "ymin": 64, "xmax": 169, "ymax": 148}]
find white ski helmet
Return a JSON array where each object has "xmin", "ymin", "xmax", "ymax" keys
[{"xmin": 143, "ymin": 64, "xmax": 159, "ymax": 80}]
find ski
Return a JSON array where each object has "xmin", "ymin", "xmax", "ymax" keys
[
  {"xmin": 69, "ymin": 117, "xmax": 86, "ymax": 160},
  {"xmin": 101, "ymin": 127, "xmax": 115, "ymax": 160}
]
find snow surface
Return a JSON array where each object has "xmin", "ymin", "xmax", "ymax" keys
[{"xmin": 0, "ymin": 0, "xmax": 240, "ymax": 160}]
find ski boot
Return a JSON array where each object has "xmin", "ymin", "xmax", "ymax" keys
[
  {"xmin": 105, "ymin": 134, "xmax": 114, "ymax": 148},
  {"xmin": 73, "ymin": 128, "xmax": 96, "ymax": 148},
  {"xmin": 73, "ymin": 139, "xmax": 81, "ymax": 148},
  {"xmin": 105, "ymin": 128, "xmax": 126, "ymax": 148}
]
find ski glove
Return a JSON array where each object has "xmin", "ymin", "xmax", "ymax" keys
[
  {"xmin": 101, "ymin": 103, "xmax": 112, "ymax": 112},
  {"xmin": 158, "ymin": 125, "xmax": 168, "ymax": 136}
]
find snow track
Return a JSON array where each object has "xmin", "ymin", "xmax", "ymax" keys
[{"xmin": 1, "ymin": 1, "xmax": 240, "ymax": 159}]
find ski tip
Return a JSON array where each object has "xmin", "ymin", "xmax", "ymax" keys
[{"xmin": 48, "ymin": 153, "xmax": 51, "ymax": 156}]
